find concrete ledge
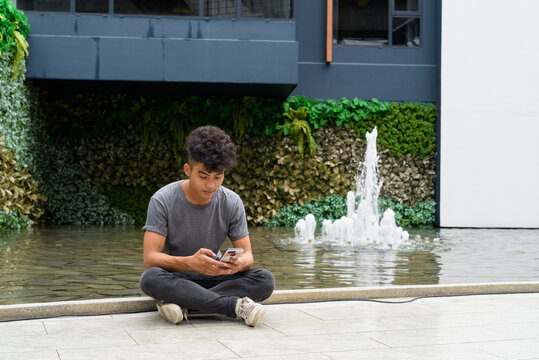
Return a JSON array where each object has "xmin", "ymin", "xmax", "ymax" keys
[
  {"xmin": 1, "ymin": 282, "xmax": 538, "ymax": 321},
  {"xmin": 265, "ymin": 282, "xmax": 539, "ymax": 303},
  {"xmin": 0, "ymin": 297, "xmax": 157, "ymax": 322}
]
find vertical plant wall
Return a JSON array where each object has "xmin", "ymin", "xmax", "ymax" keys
[
  {"xmin": 0, "ymin": 0, "xmax": 39, "ymax": 229},
  {"xmin": 36, "ymin": 92, "xmax": 437, "ymax": 228},
  {"xmin": 0, "ymin": 1, "xmax": 133, "ymax": 227}
]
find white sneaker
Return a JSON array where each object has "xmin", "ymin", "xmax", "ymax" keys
[
  {"xmin": 235, "ymin": 297, "xmax": 266, "ymax": 327},
  {"xmin": 156, "ymin": 301, "xmax": 184, "ymax": 324}
]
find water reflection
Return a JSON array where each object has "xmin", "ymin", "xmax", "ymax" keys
[
  {"xmin": 435, "ymin": 228, "xmax": 539, "ymax": 283},
  {"xmin": 257, "ymin": 227, "xmax": 443, "ymax": 288},
  {"xmin": 392, "ymin": 252, "xmax": 441, "ymax": 285},
  {"xmin": 1, "ymin": 226, "xmax": 145, "ymax": 304},
  {"xmin": 0, "ymin": 226, "xmax": 538, "ymax": 305}
]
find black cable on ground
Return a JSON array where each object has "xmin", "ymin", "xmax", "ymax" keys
[{"xmin": 266, "ymin": 290, "xmax": 539, "ymax": 305}]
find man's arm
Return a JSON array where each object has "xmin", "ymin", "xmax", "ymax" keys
[
  {"xmin": 143, "ymin": 230, "xmax": 235, "ymax": 275},
  {"xmin": 143, "ymin": 230, "xmax": 189, "ymax": 271}
]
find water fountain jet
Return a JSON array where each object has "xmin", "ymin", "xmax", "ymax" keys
[{"xmin": 295, "ymin": 127, "xmax": 409, "ymax": 249}]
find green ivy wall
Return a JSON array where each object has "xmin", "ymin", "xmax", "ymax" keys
[
  {"xmin": 35, "ymin": 91, "xmax": 437, "ymax": 227},
  {"xmin": 1, "ymin": 84, "xmax": 437, "ymax": 229}
]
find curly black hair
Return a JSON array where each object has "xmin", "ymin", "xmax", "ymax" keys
[{"xmin": 185, "ymin": 126, "xmax": 237, "ymax": 171}]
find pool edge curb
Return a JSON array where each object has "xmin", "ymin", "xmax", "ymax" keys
[{"xmin": 2, "ymin": 282, "xmax": 538, "ymax": 321}]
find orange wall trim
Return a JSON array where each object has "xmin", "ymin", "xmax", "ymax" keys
[{"xmin": 326, "ymin": 0, "xmax": 333, "ymax": 63}]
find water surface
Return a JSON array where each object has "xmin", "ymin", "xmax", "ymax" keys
[{"xmin": 0, "ymin": 226, "xmax": 538, "ymax": 305}]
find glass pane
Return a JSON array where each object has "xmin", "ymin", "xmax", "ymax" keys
[
  {"xmin": 17, "ymin": 0, "xmax": 70, "ymax": 12},
  {"xmin": 395, "ymin": 0, "xmax": 418, "ymax": 12},
  {"xmin": 115, "ymin": 0, "xmax": 199, "ymax": 16},
  {"xmin": 392, "ymin": 17, "xmax": 420, "ymax": 47},
  {"xmin": 337, "ymin": 0, "xmax": 388, "ymax": 46},
  {"xmin": 76, "ymin": 0, "xmax": 108, "ymax": 13},
  {"xmin": 204, "ymin": 0, "xmax": 236, "ymax": 17},
  {"xmin": 240, "ymin": 0, "xmax": 291, "ymax": 18}
]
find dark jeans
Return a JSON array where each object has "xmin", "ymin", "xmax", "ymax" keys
[{"xmin": 139, "ymin": 267, "xmax": 275, "ymax": 318}]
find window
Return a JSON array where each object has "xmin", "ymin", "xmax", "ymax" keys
[
  {"xmin": 17, "ymin": 0, "xmax": 70, "ymax": 12},
  {"xmin": 204, "ymin": 0, "xmax": 237, "ymax": 17},
  {"xmin": 17, "ymin": 0, "xmax": 292, "ymax": 18},
  {"xmin": 115, "ymin": 0, "xmax": 199, "ymax": 16},
  {"xmin": 77, "ymin": 0, "xmax": 109, "ymax": 13},
  {"xmin": 239, "ymin": 0, "xmax": 291, "ymax": 18},
  {"xmin": 335, "ymin": 0, "xmax": 421, "ymax": 47},
  {"xmin": 395, "ymin": 0, "xmax": 417, "ymax": 11},
  {"xmin": 204, "ymin": 0, "xmax": 291, "ymax": 18}
]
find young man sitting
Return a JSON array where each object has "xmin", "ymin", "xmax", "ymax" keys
[{"xmin": 139, "ymin": 126, "xmax": 275, "ymax": 326}]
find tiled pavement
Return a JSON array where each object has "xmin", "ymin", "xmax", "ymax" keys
[{"xmin": 0, "ymin": 293, "xmax": 537, "ymax": 360}]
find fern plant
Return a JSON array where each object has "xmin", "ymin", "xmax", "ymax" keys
[
  {"xmin": 133, "ymin": 97, "xmax": 192, "ymax": 155},
  {"xmin": 278, "ymin": 107, "xmax": 316, "ymax": 157},
  {"xmin": 168, "ymin": 100, "xmax": 191, "ymax": 155},
  {"xmin": 230, "ymin": 97, "xmax": 254, "ymax": 139},
  {"xmin": 0, "ymin": 0, "xmax": 30, "ymax": 78}
]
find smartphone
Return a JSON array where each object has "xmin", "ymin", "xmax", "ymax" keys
[{"xmin": 219, "ymin": 248, "xmax": 244, "ymax": 263}]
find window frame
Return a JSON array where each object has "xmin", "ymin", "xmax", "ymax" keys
[
  {"xmin": 17, "ymin": 0, "xmax": 293, "ymax": 19},
  {"xmin": 334, "ymin": 0, "xmax": 423, "ymax": 48},
  {"xmin": 389, "ymin": 0, "xmax": 422, "ymax": 47}
]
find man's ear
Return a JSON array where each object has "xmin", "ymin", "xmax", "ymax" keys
[{"xmin": 183, "ymin": 163, "xmax": 190, "ymax": 177}]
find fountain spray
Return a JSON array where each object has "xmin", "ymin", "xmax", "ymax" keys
[{"xmin": 295, "ymin": 127, "xmax": 409, "ymax": 248}]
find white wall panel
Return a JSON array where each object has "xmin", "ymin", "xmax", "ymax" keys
[{"xmin": 440, "ymin": 0, "xmax": 539, "ymax": 227}]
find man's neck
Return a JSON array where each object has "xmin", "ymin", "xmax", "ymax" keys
[{"xmin": 181, "ymin": 180, "xmax": 213, "ymax": 206}]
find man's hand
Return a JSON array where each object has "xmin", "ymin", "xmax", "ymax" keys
[
  {"xmin": 230, "ymin": 236, "xmax": 254, "ymax": 272},
  {"xmin": 143, "ymin": 230, "xmax": 254, "ymax": 275},
  {"xmin": 144, "ymin": 232, "xmax": 232, "ymax": 274},
  {"xmin": 187, "ymin": 248, "xmax": 237, "ymax": 276},
  {"xmin": 223, "ymin": 256, "xmax": 245, "ymax": 273}
]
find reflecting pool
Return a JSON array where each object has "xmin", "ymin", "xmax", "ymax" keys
[{"xmin": 0, "ymin": 226, "xmax": 538, "ymax": 305}]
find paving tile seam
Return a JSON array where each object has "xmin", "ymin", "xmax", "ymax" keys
[
  {"xmin": 1, "ymin": 282, "xmax": 538, "ymax": 321},
  {"xmin": 298, "ymin": 308, "xmax": 324, "ymax": 321},
  {"xmin": 359, "ymin": 339, "xmax": 529, "ymax": 350},
  {"xmin": 41, "ymin": 320, "xmax": 49, "ymax": 335},
  {"xmin": 361, "ymin": 335, "xmax": 393, "ymax": 349},
  {"xmin": 51, "ymin": 339, "xmax": 227, "ymax": 352},
  {"xmin": 216, "ymin": 339, "xmax": 242, "ymax": 358},
  {"xmin": 126, "ymin": 330, "xmax": 141, "ymax": 346},
  {"xmin": 263, "ymin": 323, "xmax": 288, "ymax": 336}
]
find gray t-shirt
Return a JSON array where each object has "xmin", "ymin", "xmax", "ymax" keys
[{"xmin": 143, "ymin": 180, "xmax": 249, "ymax": 257}]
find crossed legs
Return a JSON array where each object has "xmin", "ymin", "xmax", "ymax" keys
[{"xmin": 140, "ymin": 267, "xmax": 275, "ymax": 318}]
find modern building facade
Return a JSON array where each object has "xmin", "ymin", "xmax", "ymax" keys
[{"xmin": 16, "ymin": 0, "xmax": 440, "ymax": 102}]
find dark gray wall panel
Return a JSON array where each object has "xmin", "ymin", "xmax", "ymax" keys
[
  {"xmin": 292, "ymin": 0, "xmax": 439, "ymax": 101},
  {"xmin": 163, "ymin": 40, "xmax": 298, "ymax": 84},
  {"xmin": 293, "ymin": 0, "xmax": 325, "ymax": 63},
  {"xmin": 99, "ymin": 38, "xmax": 164, "ymax": 81},
  {"xmin": 24, "ymin": 14, "xmax": 78, "ymax": 36},
  {"xmin": 293, "ymin": 62, "xmax": 436, "ymax": 102},
  {"xmin": 75, "ymin": 15, "xmax": 151, "ymax": 37},
  {"xmin": 26, "ymin": 34, "xmax": 298, "ymax": 84},
  {"xmin": 27, "ymin": 35, "xmax": 97, "ymax": 79},
  {"xmin": 332, "ymin": 46, "xmax": 434, "ymax": 65},
  {"xmin": 24, "ymin": 14, "xmax": 298, "ymax": 86}
]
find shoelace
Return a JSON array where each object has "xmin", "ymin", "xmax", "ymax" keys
[
  {"xmin": 239, "ymin": 299, "xmax": 255, "ymax": 317},
  {"xmin": 183, "ymin": 309, "xmax": 190, "ymax": 324}
]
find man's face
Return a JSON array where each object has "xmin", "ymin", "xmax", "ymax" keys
[{"xmin": 184, "ymin": 162, "xmax": 225, "ymax": 203}]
